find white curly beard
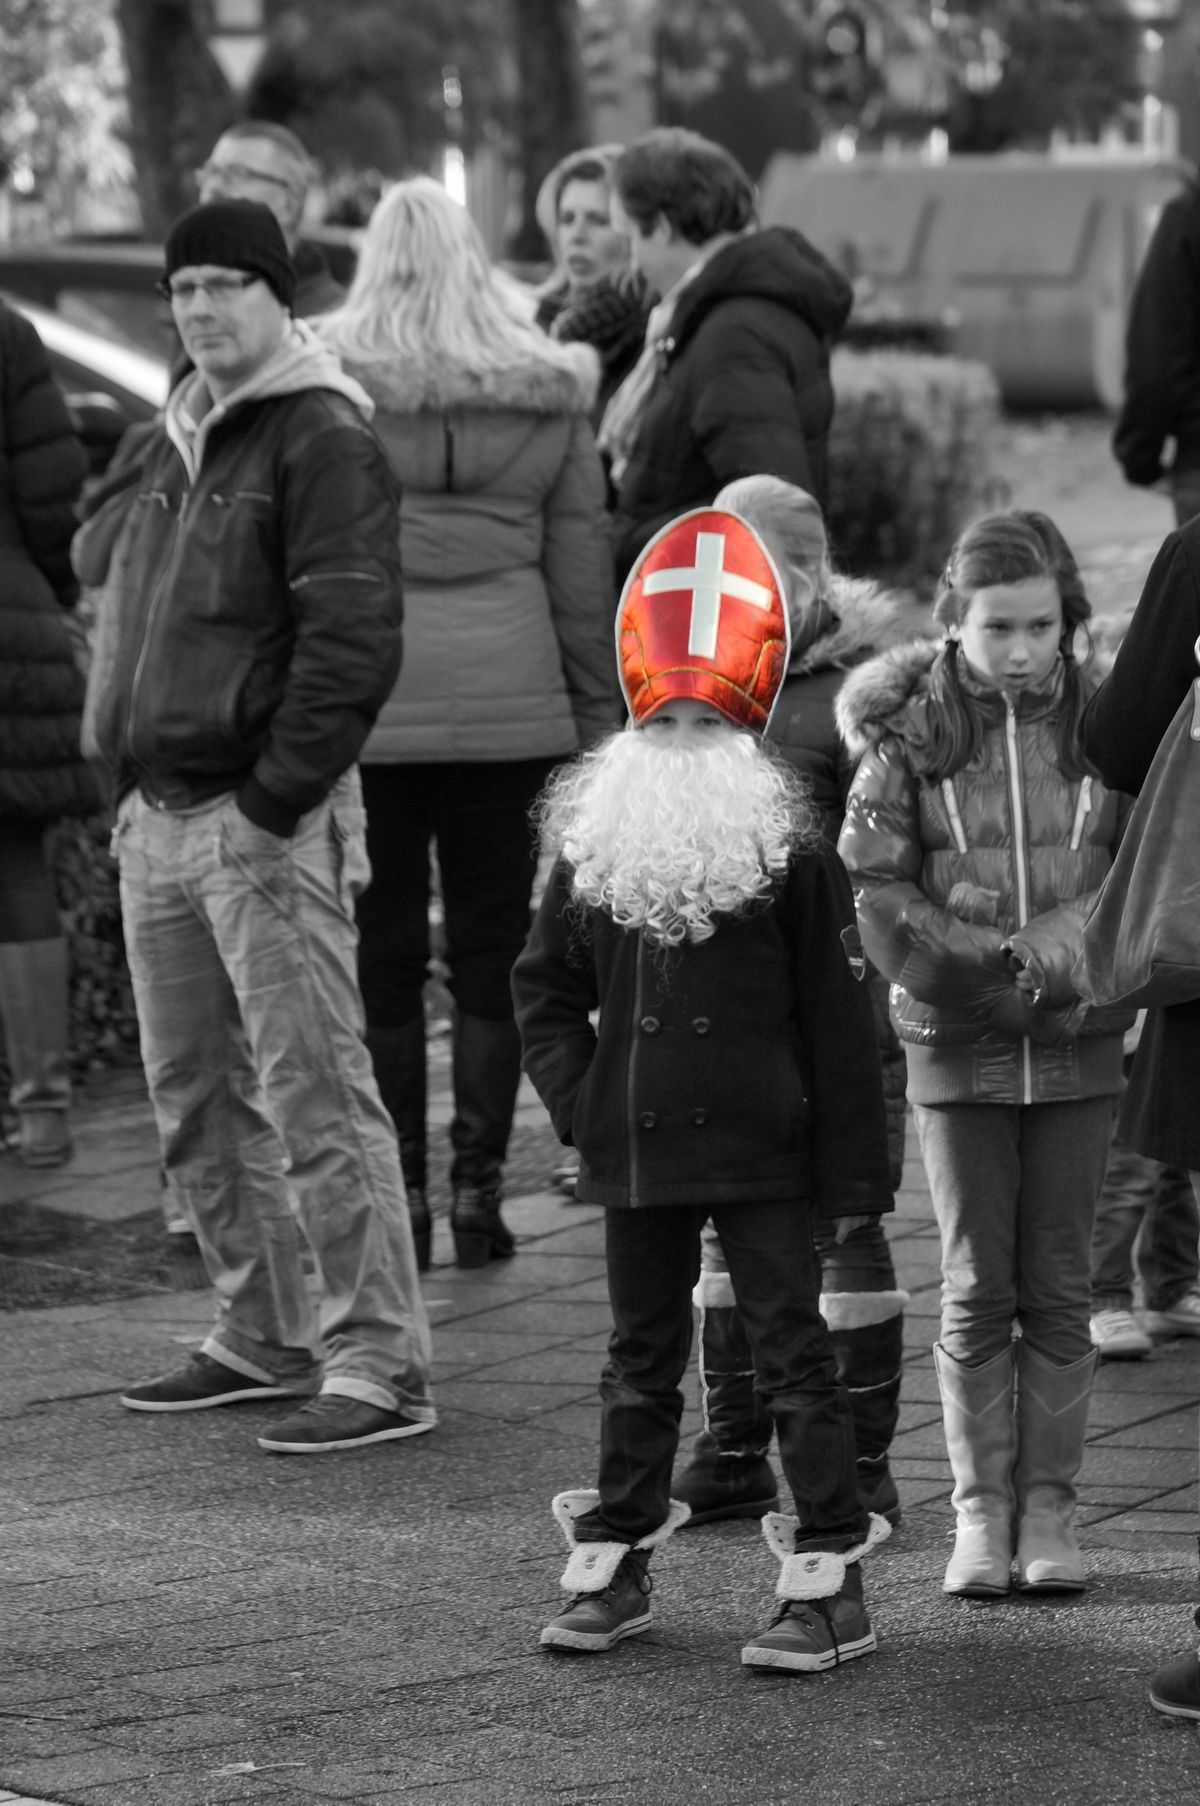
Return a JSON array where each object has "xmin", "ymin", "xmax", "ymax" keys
[{"xmin": 537, "ymin": 729, "xmax": 817, "ymax": 946}]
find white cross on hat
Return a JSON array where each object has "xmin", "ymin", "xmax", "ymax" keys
[{"xmin": 642, "ymin": 531, "xmax": 775, "ymax": 660}]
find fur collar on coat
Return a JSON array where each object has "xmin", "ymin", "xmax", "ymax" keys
[
  {"xmin": 835, "ymin": 636, "xmax": 942, "ymax": 759},
  {"xmin": 790, "ymin": 575, "xmax": 926, "ymax": 680},
  {"xmin": 343, "ymin": 338, "xmax": 600, "ymax": 419}
]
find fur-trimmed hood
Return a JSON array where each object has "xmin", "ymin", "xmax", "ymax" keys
[
  {"xmin": 790, "ymin": 575, "xmax": 929, "ymax": 679},
  {"xmin": 836, "ymin": 635, "xmax": 1090, "ymax": 761},
  {"xmin": 342, "ymin": 339, "xmax": 600, "ymax": 419},
  {"xmin": 835, "ymin": 636, "xmax": 941, "ymax": 759}
]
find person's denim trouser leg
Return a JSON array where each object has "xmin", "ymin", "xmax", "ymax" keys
[
  {"xmin": 581, "ymin": 1202, "xmax": 865, "ymax": 1552},
  {"xmin": 1090, "ymin": 1133, "xmax": 1160, "ymax": 1314},
  {"xmin": 1136, "ymin": 1161, "xmax": 1200, "ymax": 1313},
  {"xmin": 1090, "ymin": 1133, "xmax": 1199, "ymax": 1314},
  {"xmin": 913, "ymin": 1098, "xmax": 1114, "ymax": 1367},
  {"xmin": 115, "ymin": 777, "xmax": 434, "ymax": 1420}
]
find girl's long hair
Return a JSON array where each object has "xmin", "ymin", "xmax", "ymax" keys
[
  {"xmin": 318, "ymin": 175, "xmax": 584, "ymax": 380},
  {"xmin": 922, "ymin": 509, "xmax": 1093, "ymax": 782}
]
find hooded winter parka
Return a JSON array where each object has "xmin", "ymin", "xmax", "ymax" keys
[
  {"xmin": 836, "ymin": 640, "xmax": 1132, "ymax": 1107},
  {"xmin": 768, "ymin": 576, "xmax": 932, "ymax": 1184},
  {"xmin": 345, "ymin": 342, "xmax": 620, "ymax": 765},
  {"xmin": 511, "ymin": 847, "xmax": 893, "ymax": 1216},
  {"xmin": 610, "ymin": 227, "xmax": 853, "ymax": 579}
]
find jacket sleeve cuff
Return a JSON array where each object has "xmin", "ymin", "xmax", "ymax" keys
[{"xmin": 235, "ymin": 778, "xmax": 303, "ymax": 838}]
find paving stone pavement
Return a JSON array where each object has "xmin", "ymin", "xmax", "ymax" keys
[{"xmin": 2, "ymin": 419, "xmax": 1198, "ymax": 1805}]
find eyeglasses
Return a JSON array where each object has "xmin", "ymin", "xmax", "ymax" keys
[
  {"xmin": 194, "ymin": 159, "xmax": 296, "ymax": 193},
  {"xmin": 156, "ymin": 273, "xmax": 263, "ymax": 304}
]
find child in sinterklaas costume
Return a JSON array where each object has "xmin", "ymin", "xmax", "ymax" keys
[{"xmin": 511, "ymin": 505, "xmax": 894, "ymax": 1669}]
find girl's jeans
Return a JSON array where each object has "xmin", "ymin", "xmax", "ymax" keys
[
  {"xmin": 913, "ymin": 1097, "xmax": 1115, "ymax": 1368},
  {"xmin": 114, "ymin": 774, "xmax": 434, "ymax": 1419}
]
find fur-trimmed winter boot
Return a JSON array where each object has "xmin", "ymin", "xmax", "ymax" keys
[
  {"xmin": 740, "ymin": 1510, "xmax": 891, "ymax": 1671},
  {"xmin": 935, "ymin": 1342, "xmax": 1017, "ymax": 1597},
  {"xmin": 540, "ymin": 1489, "xmax": 690, "ymax": 1653},
  {"xmin": 673, "ymin": 1270, "xmax": 779, "ymax": 1526},
  {"xmin": 823, "ymin": 1286, "xmax": 909, "ymax": 1527},
  {"xmin": 1013, "ymin": 1342, "xmax": 1095, "ymax": 1593}
]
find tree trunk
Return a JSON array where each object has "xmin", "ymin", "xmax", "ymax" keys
[
  {"xmin": 507, "ymin": 0, "xmax": 588, "ymax": 263},
  {"xmin": 114, "ymin": 0, "xmax": 231, "ymax": 237}
]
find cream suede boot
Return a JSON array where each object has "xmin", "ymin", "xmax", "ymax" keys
[
  {"xmin": 934, "ymin": 1342, "xmax": 1017, "ymax": 1597},
  {"xmin": 1013, "ymin": 1343, "xmax": 1095, "ymax": 1593}
]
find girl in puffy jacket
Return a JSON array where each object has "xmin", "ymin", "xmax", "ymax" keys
[{"xmin": 835, "ymin": 509, "xmax": 1131, "ymax": 1600}]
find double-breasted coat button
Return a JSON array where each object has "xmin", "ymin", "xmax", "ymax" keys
[
  {"xmin": 691, "ymin": 1016, "xmax": 711, "ymax": 1035},
  {"xmin": 637, "ymin": 1110, "xmax": 658, "ymax": 1130},
  {"xmin": 689, "ymin": 1107, "xmax": 709, "ymax": 1126},
  {"xmin": 640, "ymin": 1016, "xmax": 661, "ymax": 1034}
]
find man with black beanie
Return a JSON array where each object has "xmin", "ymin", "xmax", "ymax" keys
[{"xmin": 75, "ymin": 198, "xmax": 436, "ymax": 1455}]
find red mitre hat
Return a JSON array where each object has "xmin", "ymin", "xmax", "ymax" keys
[{"xmin": 617, "ymin": 507, "xmax": 791, "ymax": 732}]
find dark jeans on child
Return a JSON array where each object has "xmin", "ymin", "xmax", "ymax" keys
[{"xmin": 576, "ymin": 1199, "xmax": 868, "ymax": 1553}]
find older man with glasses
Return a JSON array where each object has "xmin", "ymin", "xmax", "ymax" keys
[
  {"xmin": 77, "ymin": 198, "xmax": 434, "ymax": 1456},
  {"xmin": 195, "ymin": 119, "xmax": 345, "ymax": 317}
]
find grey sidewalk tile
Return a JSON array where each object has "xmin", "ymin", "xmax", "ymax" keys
[
  {"xmin": 427, "ymin": 1295, "xmax": 615, "ymax": 1336},
  {"xmin": 432, "ymin": 1377, "xmax": 596, "ymax": 1420},
  {"xmin": 1081, "ymin": 1447, "xmax": 1197, "ymax": 1487},
  {"xmin": 1093, "ymin": 1412, "xmax": 1200, "ymax": 1450}
]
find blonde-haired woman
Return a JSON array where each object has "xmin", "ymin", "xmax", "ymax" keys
[{"xmin": 320, "ymin": 177, "xmax": 618, "ymax": 1270}]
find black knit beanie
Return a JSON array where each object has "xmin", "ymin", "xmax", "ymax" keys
[{"xmin": 163, "ymin": 199, "xmax": 296, "ymax": 309}]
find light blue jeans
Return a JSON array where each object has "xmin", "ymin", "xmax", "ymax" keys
[
  {"xmin": 114, "ymin": 774, "xmax": 435, "ymax": 1421},
  {"xmin": 913, "ymin": 1097, "xmax": 1115, "ymax": 1368}
]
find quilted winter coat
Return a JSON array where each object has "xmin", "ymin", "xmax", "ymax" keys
[
  {"xmin": 835, "ymin": 639, "xmax": 1132, "ymax": 1107},
  {"xmin": 767, "ymin": 575, "xmax": 932, "ymax": 1186},
  {"xmin": 345, "ymin": 341, "xmax": 620, "ymax": 766}
]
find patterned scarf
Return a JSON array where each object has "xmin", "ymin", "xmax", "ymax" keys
[{"xmin": 596, "ymin": 234, "xmax": 741, "ymax": 485}]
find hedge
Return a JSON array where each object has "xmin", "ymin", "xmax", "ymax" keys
[
  {"xmin": 52, "ymin": 350, "xmax": 1001, "ymax": 1072},
  {"xmin": 827, "ymin": 349, "xmax": 1001, "ymax": 589}
]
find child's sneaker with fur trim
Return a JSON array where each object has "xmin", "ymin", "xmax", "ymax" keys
[
  {"xmin": 741, "ymin": 1559, "xmax": 874, "ymax": 1671},
  {"xmin": 540, "ymin": 1549, "xmax": 652, "ymax": 1652}
]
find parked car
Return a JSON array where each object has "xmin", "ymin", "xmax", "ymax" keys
[
  {"xmin": 0, "ymin": 228, "xmax": 359, "ymax": 360},
  {"xmin": 4, "ymin": 291, "xmax": 168, "ymax": 474}
]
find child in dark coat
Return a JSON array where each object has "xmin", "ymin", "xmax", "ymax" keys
[{"xmin": 511, "ymin": 506, "xmax": 894, "ymax": 1669}]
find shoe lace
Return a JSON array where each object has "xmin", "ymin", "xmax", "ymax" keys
[{"xmin": 769, "ymin": 1595, "xmax": 840, "ymax": 1655}]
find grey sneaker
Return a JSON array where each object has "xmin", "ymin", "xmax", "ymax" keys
[
  {"xmin": 257, "ymin": 1395, "xmax": 435, "ymax": 1453},
  {"xmin": 1089, "ymin": 1309, "xmax": 1151, "ymax": 1359},
  {"xmin": 121, "ymin": 1353, "xmax": 304, "ymax": 1412}
]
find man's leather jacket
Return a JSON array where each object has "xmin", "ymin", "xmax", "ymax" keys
[{"xmin": 81, "ymin": 328, "xmax": 402, "ymax": 837}]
